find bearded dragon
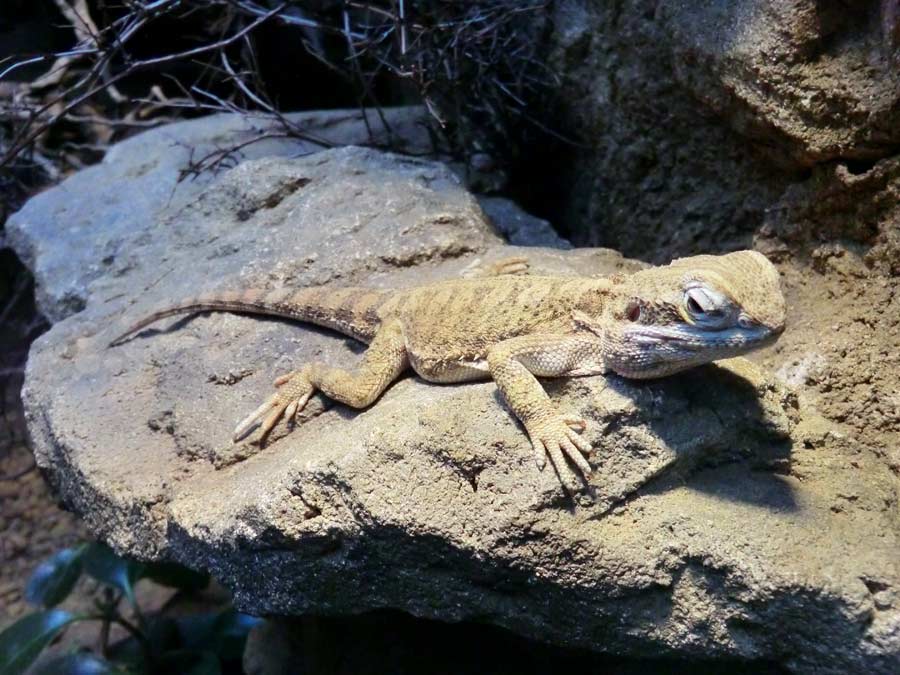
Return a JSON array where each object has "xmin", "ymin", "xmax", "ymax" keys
[{"xmin": 109, "ymin": 250, "xmax": 786, "ymax": 490}]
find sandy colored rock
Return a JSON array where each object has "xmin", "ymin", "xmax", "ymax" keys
[
  {"xmin": 9, "ymin": 115, "xmax": 900, "ymax": 673},
  {"xmin": 534, "ymin": 2, "xmax": 900, "ymax": 262},
  {"xmin": 662, "ymin": 1, "xmax": 900, "ymax": 165}
]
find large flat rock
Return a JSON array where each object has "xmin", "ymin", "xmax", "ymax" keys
[{"xmin": 10, "ymin": 113, "xmax": 899, "ymax": 673}]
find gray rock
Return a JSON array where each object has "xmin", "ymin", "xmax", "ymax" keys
[
  {"xmin": 477, "ymin": 196, "xmax": 572, "ymax": 249},
  {"xmin": 6, "ymin": 107, "xmax": 438, "ymax": 323},
  {"xmin": 11, "ymin": 119, "xmax": 900, "ymax": 674}
]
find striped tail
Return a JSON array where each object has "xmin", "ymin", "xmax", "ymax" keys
[{"xmin": 108, "ymin": 286, "xmax": 391, "ymax": 347}]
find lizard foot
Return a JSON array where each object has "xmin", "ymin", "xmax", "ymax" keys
[
  {"xmin": 462, "ymin": 256, "xmax": 530, "ymax": 278},
  {"xmin": 233, "ymin": 367, "xmax": 315, "ymax": 442},
  {"xmin": 484, "ymin": 256, "xmax": 530, "ymax": 277},
  {"xmin": 527, "ymin": 414, "xmax": 593, "ymax": 491}
]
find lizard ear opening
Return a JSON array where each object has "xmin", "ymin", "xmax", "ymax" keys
[{"xmin": 625, "ymin": 301, "xmax": 641, "ymax": 322}]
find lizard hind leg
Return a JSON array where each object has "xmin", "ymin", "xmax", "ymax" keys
[
  {"xmin": 462, "ymin": 255, "xmax": 530, "ymax": 278},
  {"xmin": 233, "ymin": 318, "xmax": 409, "ymax": 443}
]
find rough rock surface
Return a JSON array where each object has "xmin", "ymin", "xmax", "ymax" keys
[
  {"xmin": 662, "ymin": 1, "xmax": 900, "ymax": 165},
  {"xmin": 6, "ymin": 107, "xmax": 438, "ymax": 323},
  {"xmin": 756, "ymin": 154, "xmax": 900, "ymax": 275},
  {"xmin": 9, "ymin": 116, "xmax": 900, "ymax": 673},
  {"xmin": 540, "ymin": 1, "xmax": 900, "ymax": 262}
]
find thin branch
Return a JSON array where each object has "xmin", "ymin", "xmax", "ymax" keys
[
  {"xmin": 1, "ymin": 3, "xmax": 288, "ymax": 168},
  {"xmin": 0, "ymin": 57, "xmax": 49, "ymax": 81},
  {"xmin": 1, "ymin": 0, "xmax": 569, "ymax": 183}
]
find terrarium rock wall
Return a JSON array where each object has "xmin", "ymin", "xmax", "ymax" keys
[{"xmin": 545, "ymin": 0, "xmax": 900, "ymax": 264}]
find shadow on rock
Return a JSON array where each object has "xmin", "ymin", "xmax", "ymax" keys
[{"xmin": 592, "ymin": 359, "xmax": 797, "ymax": 512}]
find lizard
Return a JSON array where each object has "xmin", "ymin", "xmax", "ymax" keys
[{"xmin": 109, "ymin": 250, "xmax": 786, "ymax": 491}]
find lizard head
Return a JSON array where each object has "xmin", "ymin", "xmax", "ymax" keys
[{"xmin": 588, "ymin": 250, "xmax": 786, "ymax": 379}]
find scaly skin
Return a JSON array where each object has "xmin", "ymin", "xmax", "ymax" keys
[{"xmin": 110, "ymin": 251, "xmax": 786, "ymax": 491}]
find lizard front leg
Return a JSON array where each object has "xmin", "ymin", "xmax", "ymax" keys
[
  {"xmin": 234, "ymin": 318, "xmax": 409, "ymax": 441},
  {"xmin": 487, "ymin": 334, "xmax": 603, "ymax": 491}
]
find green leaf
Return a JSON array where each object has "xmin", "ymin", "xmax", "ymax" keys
[
  {"xmin": 174, "ymin": 613, "xmax": 218, "ymax": 649},
  {"xmin": 209, "ymin": 610, "xmax": 261, "ymax": 662},
  {"xmin": 140, "ymin": 561, "xmax": 209, "ymax": 592},
  {"xmin": 82, "ymin": 543, "xmax": 143, "ymax": 606},
  {"xmin": 106, "ymin": 615, "xmax": 180, "ymax": 670},
  {"xmin": 32, "ymin": 650, "xmax": 128, "ymax": 675},
  {"xmin": 0, "ymin": 609, "xmax": 75, "ymax": 675},
  {"xmin": 83, "ymin": 543, "xmax": 210, "ymax": 604},
  {"xmin": 158, "ymin": 649, "xmax": 222, "ymax": 675},
  {"xmin": 174, "ymin": 608, "xmax": 260, "ymax": 661},
  {"xmin": 25, "ymin": 546, "xmax": 86, "ymax": 608}
]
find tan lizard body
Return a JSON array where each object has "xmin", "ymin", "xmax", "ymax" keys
[{"xmin": 110, "ymin": 251, "xmax": 786, "ymax": 490}]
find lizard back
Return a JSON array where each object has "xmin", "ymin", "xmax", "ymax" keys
[{"xmin": 379, "ymin": 275, "xmax": 610, "ymax": 363}]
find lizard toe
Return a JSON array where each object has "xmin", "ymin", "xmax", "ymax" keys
[
  {"xmin": 273, "ymin": 370, "xmax": 300, "ymax": 387},
  {"xmin": 233, "ymin": 393, "xmax": 278, "ymax": 441},
  {"xmin": 258, "ymin": 402, "xmax": 289, "ymax": 440},
  {"xmin": 561, "ymin": 437, "xmax": 593, "ymax": 476},
  {"xmin": 529, "ymin": 416, "xmax": 593, "ymax": 489},
  {"xmin": 562, "ymin": 415, "xmax": 587, "ymax": 432},
  {"xmin": 532, "ymin": 440, "xmax": 548, "ymax": 470},
  {"xmin": 494, "ymin": 259, "xmax": 529, "ymax": 275},
  {"xmin": 544, "ymin": 442, "xmax": 581, "ymax": 493},
  {"xmin": 565, "ymin": 427, "xmax": 593, "ymax": 455}
]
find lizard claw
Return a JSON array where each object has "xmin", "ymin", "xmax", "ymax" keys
[
  {"xmin": 283, "ymin": 400, "xmax": 300, "ymax": 421},
  {"xmin": 527, "ymin": 414, "xmax": 593, "ymax": 491},
  {"xmin": 233, "ymin": 368, "xmax": 315, "ymax": 442}
]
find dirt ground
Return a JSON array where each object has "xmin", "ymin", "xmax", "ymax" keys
[
  {"xmin": 0, "ymin": 440, "xmax": 87, "ymax": 626},
  {"xmin": 757, "ymin": 249, "xmax": 900, "ymax": 473}
]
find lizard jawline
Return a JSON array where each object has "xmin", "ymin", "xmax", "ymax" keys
[{"xmin": 626, "ymin": 325, "xmax": 774, "ymax": 351}]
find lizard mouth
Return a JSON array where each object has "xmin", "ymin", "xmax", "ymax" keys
[
  {"xmin": 609, "ymin": 324, "xmax": 781, "ymax": 379},
  {"xmin": 628, "ymin": 324, "xmax": 777, "ymax": 351}
]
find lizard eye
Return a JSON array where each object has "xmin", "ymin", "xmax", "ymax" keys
[
  {"xmin": 684, "ymin": 285, "xmax": 730, "ymax": 325},
  {"xmin": 685, "ymin": 287, "xmax": 719, "ymax": 314}
]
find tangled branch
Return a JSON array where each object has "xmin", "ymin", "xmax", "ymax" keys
[{"xmin": 1, "ymin": 1, "xmax": 558, "ymax": 189}]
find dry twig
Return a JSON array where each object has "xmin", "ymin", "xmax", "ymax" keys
[{"xmin": 1, "ymin": 1, "xmax": 563, "ymax": 182}]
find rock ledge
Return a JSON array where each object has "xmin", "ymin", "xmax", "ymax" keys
[{"xmin": 10, "ymin": 111, "xmax": 899, "ymax": 674}]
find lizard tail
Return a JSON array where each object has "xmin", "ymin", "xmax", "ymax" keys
[{"xmin": 108, "ymin": 286, "xmax": 390, "ymax": 347}]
